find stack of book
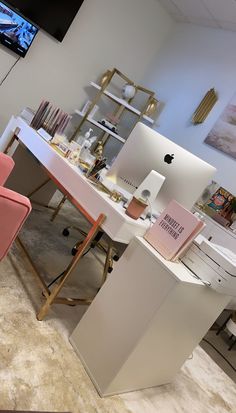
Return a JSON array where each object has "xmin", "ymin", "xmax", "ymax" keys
[{"xmin": 144, "ymin": 200, "xmax": 205, "ymax": 261}]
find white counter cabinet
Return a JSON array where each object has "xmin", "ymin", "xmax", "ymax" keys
[{"xmin": 70, "ymin": 236, "xmax": 230, "ymax": 396}]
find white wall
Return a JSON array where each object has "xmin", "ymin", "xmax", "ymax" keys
[
  {"xmin": 0, "ymin": 0, "xmax": 173, "ymax": 133},
  {"xmin": 143, "ymin": 23, "xmax": 236, "ymax": 194}
]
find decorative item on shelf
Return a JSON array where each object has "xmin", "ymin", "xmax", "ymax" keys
[
  {"xmin": 196, "ymin": 180, "xmax": 220, "ymax": 209},
  {"xmin": 125, "ymin": 196, "xmax": 148, "ymax": 220},
  {"xmin": 144, "ymin": 97, "xmax": 158, "ymax": 116},
  {"xmin": 94, "ymin": 140, "xmax": 104, "ymax": 160},
  {"xmin": 30, "ymin": 100, "xmax": 71, "ymax": 137},
  {"xmin": 205, "ymin": 187, "xmax": 234, "ymax": 222},
  {"xmin": 192, "ymin": 88, "xmax": 218, "ymax": 124},
  {"xmin": 70, "ymin": 68, "xmax": 157, "ymax": 148},
  {"xmin": 80, "ymin": 100, "xmax": 92, "ymax": 116},
  {"xmin": 98, "ymin": 113, "xmax": 119, "ymax": 134},
  {"xmin": 90, "ymin": 104, "xmax": 99, "ymax": 118},
  {"xmin": 99, "ymin": 69, "xmax": 112, "ymax": 87},
  {"xmin": 121, "ymin": 83, "xmax": 136, "ymax": 101}
]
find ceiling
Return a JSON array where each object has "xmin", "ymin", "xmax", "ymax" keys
[{"xmin": 158, "ymin": 0, "xmax": 236, "ymax": 32}]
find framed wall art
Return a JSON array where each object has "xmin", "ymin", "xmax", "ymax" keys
[{"xmin": 205, "ymin": 93, "xmax": 236, "ymax": 159}]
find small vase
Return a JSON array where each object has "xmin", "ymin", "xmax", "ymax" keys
[{"xmin": 125, "ymin": 197, "xmax": 148, "ymax": 220}]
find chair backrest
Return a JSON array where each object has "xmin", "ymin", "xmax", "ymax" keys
[{"xmin": 0, "ymin": 152, "xmax": 15, "ymax": 186}]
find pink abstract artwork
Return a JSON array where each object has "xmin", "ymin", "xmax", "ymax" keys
[{"xmin": 205, "ymin": 93, "xmax": 236, "ymax": 159}]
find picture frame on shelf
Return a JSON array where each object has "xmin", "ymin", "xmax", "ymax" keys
[
  {"xmin": 205, "ymin": 186, "xmax": 234, "ymax": 219},
  {"xmin": 80, "ymin": 100, "xmax": 92, "ymax": 116}
]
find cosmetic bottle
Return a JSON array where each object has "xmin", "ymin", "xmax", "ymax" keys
[{"xmin": 76, "ymin": 128, "xmax": 93, "ymax": 146}]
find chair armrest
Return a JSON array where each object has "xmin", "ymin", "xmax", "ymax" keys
[{"xmin": 0, "ymin": 152, "xmax": 15, "ymax": 186}]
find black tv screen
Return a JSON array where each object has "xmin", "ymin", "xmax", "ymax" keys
[
  {"xmin": 5, "ymin": 0, "xmax": 84, "ymax": 42},
  {"xmin": 0, "ymin": 1, "xmax": 38, "ymax": 57}
]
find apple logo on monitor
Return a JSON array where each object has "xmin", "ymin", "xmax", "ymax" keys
[{"xmin": 164, "ymin": 153, "xmax": 174, "ymax": 164}]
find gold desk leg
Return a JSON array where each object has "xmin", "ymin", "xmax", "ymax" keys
[
  {"xmin": 101, "ymin": 243, "xmax": 113, "ymax": 286},
  {"xmin": 15, "ymin": 237, "xmax": 50, "ymax": 298},
  {"xmin": 27, "ymin": 178, "xmax": 51, "ymax": 198},
  {"xmin": 3, "ymin": 129, "xmax": 20, "ymax": 154},
  {"xmin": 4, "ymin": 135, "xmax": 16, "ymax": 154},
  {"xmin": 37, "ymin": 213, "xmax": 106, "ymax": 321},
  {"xmin": 50, "ymin": 195, "xmax": 67, "ymax": 222}
]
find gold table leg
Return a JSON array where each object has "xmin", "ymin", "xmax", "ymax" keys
[
  {"xmin": 101, "ymin": 243, "xmax": 113, "ymax": 286},
  {"xmin": 50, "ymin": 195, "xmax": 67, "ymax": 222},
  {"xmin": 3, "ymin": 129, "xmax": 20, "ymax": 154},
  {"xmin": 15, "ymin": 237, "xmax": 50, "ymax": 298},
  {"xmin": 27, "ymin": 178, "xmax": 51, "ymax": 198},
  {"xmin": 37, "ymin": 213, "xmax": 105, "ymax": 321}
]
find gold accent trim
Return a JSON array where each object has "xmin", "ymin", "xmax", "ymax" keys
[{"xmin": 192, "ymin": 88, "xmax": 218, "ymax": 124}]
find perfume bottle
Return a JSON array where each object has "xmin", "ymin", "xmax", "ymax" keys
[
  {"xmin": 79, "ymin": 132, "xmax": 97, "ymax": 173},
  {"xmin": 76, "ymin": 128, "xmax": 93, "ymax": 146}
]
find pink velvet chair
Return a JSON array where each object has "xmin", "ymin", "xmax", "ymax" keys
[
  {"xmin": 0, "ymin": 151, "xmax": 15, "ymax": 185},
  {"xmin": 0, "ymin": 152, "xmax": 31, "ymax": 261}
]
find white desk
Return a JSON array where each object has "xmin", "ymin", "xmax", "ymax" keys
[
  {"xmin": 1, "ymin": 116, "xmax": 149, "ymax": 244},
  {"xmin": 1, "ymin": 115, "xmax": 232, "ymax": 395},
  {"xmin": 1, "ymin": 116, "xmax": 151, "ymax": 320},
  {"xmin": 70, "ymin": 237, "xmax": 230, "ymax": 396}
]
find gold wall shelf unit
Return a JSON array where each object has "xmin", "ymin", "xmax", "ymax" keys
[
  {"xmin": 71, "ymin": 68, "xmax": 157, "ymax": 146},
  {"xmin": 192, "ymin": 88, "xmax": 218, "ymax": 124}
]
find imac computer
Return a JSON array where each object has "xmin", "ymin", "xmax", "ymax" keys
[{"xmin": 106, "ymin": 123, "xmax": 216, "ymax": 212}]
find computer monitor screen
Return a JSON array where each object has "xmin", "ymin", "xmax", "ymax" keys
[
  {"xmin": 0, "ymin": 1, "xmax": 38, "ymax": 57},
  {"xmin": 106, "ymin": 123, "xmax": 216, "ymax": 212}
]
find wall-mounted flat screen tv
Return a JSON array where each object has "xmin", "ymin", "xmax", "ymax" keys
[
  {"xmin": 5, "ymin": 0, "xmax": 84, "ymax": 42},
  {"xmin": 0, "ymin": 1, "xmax": 38, "ymax": 57}
]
